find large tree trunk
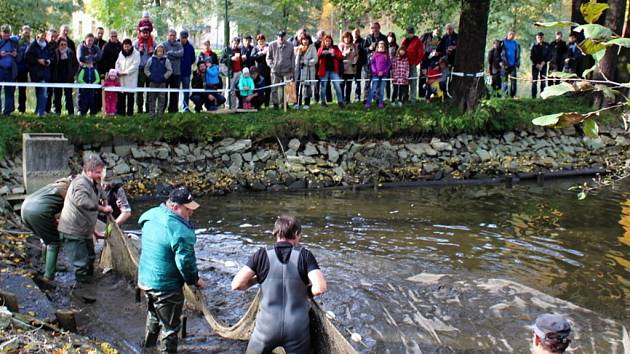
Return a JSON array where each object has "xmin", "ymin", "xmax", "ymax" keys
[
  {"xmin": 594, "ymin": 0, "xmax": 626, "ymax": 82},
  {"xmin": 451, "ymin": 0, "xmax": 490, "ymax": 112}
]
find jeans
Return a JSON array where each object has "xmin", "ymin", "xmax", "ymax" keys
[
  {"xmin": 191, "ymin": 92, "xmax": 226, "ymax": 112},
  {"xmin": 229, "ymin": 72, "xmax": 241, "ymax": 108},
  {"xmin": 340, "ymin": 73, "xmax": 355, "ymax": 104},
  {"xmin": 180, "ymin": 75, "xmax": 191, "ymax": 111},
  {"xmin": 78, "ymin": 89, "xmax": 98, "ymax": 115},
  {"xmin": 35, "ymin": 82, "xmax": 48, "ymax": 116},
  {"xmin": 531, "ymin": 64, "xmax": 547, "ymax": 98},
  {"xmin": 144, "ymin": 289, "xmax": 185, "ymax": 353},
  {"xmin": 502, "ymin": 66, "xmax": 517, "ymax": 97},
  {"xmin": 319, "ymin": 71, "xmax": 344, "ymax": 103},
  {"xmin": 166, "ymin": 74, "xmax": 180, "ymax": 113},
  {"xmin": 0, "ymin": 68, "xmax": 15, "ymax": 115},
  {"xmin": 366, "ymin": 77, "xmax": 385, "ymax": 105},
  {"xmin": 60, "ymin": 233, "xmax": 95, "ymax": 282}
]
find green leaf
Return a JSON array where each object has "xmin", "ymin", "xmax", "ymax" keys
[
  {"xmin": 548, "ymin": 71, "xmax": 578, "ymax": 79},
  {"xmin": 574, "ymin": 24, "xmax": 614, "ymax": 41},
  {"xmin": 580, "ymin": 1, "xmax": 609, "ymax": 24},
  {"xmin": 583, "ymin": 118, "xmax": 599, "ymax": 138},
  {"xmin": 582, "ymin": 64, "xmax": 598, "ymax": 78},
  {"xmin": 594, "ymin": 84, "xmax": 617, "ymax": 100},
  {"xmin": 603, "ymin": 38, "xmax": 630, "ymax": 48},
  {"xmin": 578, "ymin": 38, "xmax": 608, "ymax": 56},
  {"xmin": 540, "ymin": 82, "xmax": 575, "ymax": 99},
  {"xmin": 534, "ymin": 21, "xmax": 578, "ymax": 28},
  {"xmin": 532, "ymin": 113, "xmax": 562, "ymax": 126},
  {"xmin": 577, "ymin": 191, "xmax": 587, "ymax": 200}
]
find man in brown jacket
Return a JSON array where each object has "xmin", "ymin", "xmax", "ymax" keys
[{"xmin": 58, "ymin": 154, "xmax": 112, "ymax": 282}]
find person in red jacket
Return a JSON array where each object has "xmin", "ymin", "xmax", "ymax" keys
[
  {"xmin": 317, "ymin": 35, "xmax": 345, "ymax": 107},
  {"xmin": 400, "ymin": 27, "xmax": 424, "ymax": 104}
]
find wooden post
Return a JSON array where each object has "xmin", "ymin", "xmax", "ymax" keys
[
  {"xmin": 0, "ymin": 290, "xmax": 19, "ymax": 313},
  {"xmin": 55, "ymin": 309, "xmax": 78, "ymax": 332}
]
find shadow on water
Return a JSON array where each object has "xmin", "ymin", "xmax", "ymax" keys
[{"xmin": 133, "ymin": 179, "xmax": 630, "ymax": 353}]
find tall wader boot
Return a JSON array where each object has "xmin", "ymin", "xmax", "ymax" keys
[{"xmin": 44, "ymin": 244, "xmax": 60, "ymax": 280}]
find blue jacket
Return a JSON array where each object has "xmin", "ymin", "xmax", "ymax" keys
[
  {"xmin": 138, "ymin": 204, "xmax": 200, "ymax": 291},
  {"xmin": 205, "ymin": 65, "xmax": 220, "ymax": 86},
  {"xmin": 180, "ymin": 41, "xmax": 195, "ymax": 77},
  {"xmin": 0, "ymin": 37, "xmax": 19, "ymax": 79}
]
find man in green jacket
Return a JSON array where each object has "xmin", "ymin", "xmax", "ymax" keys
[
  {"xmin": 21, "ymin": 177, "xmax": 72, "ymax": 280},
  {"xmin": 138, "ymin": 187, "xmax": 205, "ymax": 353},
  {"xmin": 57, "ymin": 154, "xmax": 111, "ymax": 283}
]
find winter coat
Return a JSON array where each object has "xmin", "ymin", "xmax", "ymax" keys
[
  {"xmin": 144, "ymin": 54, "xmax": 172, "ymax": 84},
  {"xmin": 57, "ymin": 174, "xmax": 102, "ymax": 239},
  {"xmin": 180, "ymin": 41, "xmax": 195, "ymax": 77},
  {"xmin": 100, "ymin": 41, "xmax": 122, "ymax": 77},
  {"xmin": 339, "ymin": 42, "xmax": 358, "ymax": 75},
  {"xmin": 294, "ymin": 44, "xmax": 317, "ymax": 83},
  {"xmin": 138, "ymin": 204, "xmax": 200, "ymax": 291},
  {"xmin": 391, "ymin": 56, "xmax": 410, "ymax": 85},
  {"xmin": 501, "ymin": 39, "xmax": 521, "ymax": 68},
  {"xmin": 25, "ymin": 41, "xmax": 53, "ymax": 82},
  {"xmin": 238, "ymin": 75, "xmax": 255, "ymax": 96},
  {"xmin": 77, "ymin": 66, "xmax": 100, "ymax": 84},
  {"xmin": 401, "ymin": 35, "xmax": 425, "ymax": 66},
  {"xmin": 267, "ymin": 40, "xmax": 295, "ymax": 74},
  {"xmin": 205, "ymin": 64, "xmax": 221, "ymax": 88},
  {"xmin": 51, "ymin": 48, "xmax": 79, "ymax": 83},
  {"xmin": 77, "ymin": 42, "xmax": 102, "ymax": 65},
  {"xmin": 370, "ymin": 51, "xmax": 391, "ymax": 78},
  {"xmin": 115, "ymin": 48, "xmax": 141, "ymax": 88},
  {"xmin": 162, "ymin": 40, "xmax": 183, "ymax": 75},
  {"xmin": 316, "ymin": 45, "xmax": 343, "ymax": 77}
]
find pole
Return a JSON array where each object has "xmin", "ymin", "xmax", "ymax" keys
[{"xmin": 224, "ymin": 0, "xmax": 231, "ymax": 109}]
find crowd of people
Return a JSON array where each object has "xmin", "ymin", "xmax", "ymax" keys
[{"xmin": 0, "ymin": 12, "xmax": 587, "ymax": 117}]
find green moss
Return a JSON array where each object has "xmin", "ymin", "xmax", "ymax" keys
[{"xmin": 0, "ymin": 97, "xmax": 611, "ymax": 159}]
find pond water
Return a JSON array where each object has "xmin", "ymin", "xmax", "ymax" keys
[{"xmin": 133, "ymin": 180, "xmax": 630, "ymax": 353}]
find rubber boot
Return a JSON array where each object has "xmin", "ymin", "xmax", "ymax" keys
[
  {"xmin": 142, "ymin": 331, "xmax": 159, "ymax": 348},
  {"xmin": 44, "ymin": 244, "xmax": 60, "ymax": 280}
]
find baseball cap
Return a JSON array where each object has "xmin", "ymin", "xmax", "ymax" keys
[
  {"xmin": 533, "ymin": 314, "xmax": 571, "ymax": 341},
  {"xmin": 169, "ymin": 187, "xmax": 200, "ymax": 210},
  {"xmin": 1, "ymin": 24, "xmax": 11, "ymax": 33},
  {"xmin": 277, "ymin": 31, "xmax": 286, "ymax": 37},
  {"xmin": 180, "ymin": 30, "xmax": 189, "ymax": 38}
]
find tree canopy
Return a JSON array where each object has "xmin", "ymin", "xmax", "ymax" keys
[{"xmin": 0, "ymin": 0, "xmax": 77, "ymax": 32}]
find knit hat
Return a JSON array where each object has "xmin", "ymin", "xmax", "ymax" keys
[
  {"xmin": 107, "ymin": 69, "xmax": 118, "ymax": 78},
  {"xmin": 242, "ymin": 67, "xmax": 250, "ymax": 76}
]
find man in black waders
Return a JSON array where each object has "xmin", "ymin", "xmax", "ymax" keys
[
  {"xmin": 21, "ymin": 177, "xmax": 73, "ymax": 281},
  {"xmin": 232, "ymin": 215, "xmax": 328, "ymax": 354}
]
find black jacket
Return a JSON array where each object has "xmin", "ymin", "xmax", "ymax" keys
[
  {"xmin": 364, "ymin": 32, "xmax": 387, "ymax": 55},
  {"xmin": 100, "ymin": 41, "xmax": 122, "ymax": 77},
  {"xmin": 240, "ymin": 44, "xmax": 256, "ymax": 69},
  {"xmin": 488, "ymin": 47, "xmax": 502, "ymax": 75},
  {"xmin": 191, "ymin": 70, "xmax": 205, "ymax": 89},
  {"xmin": 354, "ymin": 37, "xmax": 367, "ymax": 67},
  {"xmin": 25, "ymin": 41, "xmax": 54, "ymax": 82},
  {"xmin": 530, "ymin": 42, "xmax": 551, "ymax": 65},
  {"xmin": 51, "ymin": 48, "xmax": 79, "ymax": 83},
  {"xmin": 549, "ymin": 39, "xmax": 567, "ymax": 70}
]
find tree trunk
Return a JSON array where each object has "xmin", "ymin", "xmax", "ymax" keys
[
  {"xmin": 594, "ymin": 0, "xmax": 626, "ymax": 82},
  {"xmin": 451, "ymin": 0, "xmax": 490, "ymax": 112},
  {"xmin": 571, "ymin": 0, "xmax": 587, "ymax": 23}
]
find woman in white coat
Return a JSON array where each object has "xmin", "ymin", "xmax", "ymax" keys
[
  {"xmin": 293, "ymin": 34, "xmax": 317, "ymax": 109},
  {"xmin": 115, "ymin": 38, "xmax": 141, "ymax": 115}
]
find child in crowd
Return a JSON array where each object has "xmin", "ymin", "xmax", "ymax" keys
[
  {"xmin": 426, "ymin": 57, "xmax": 449, "ymax": 101},
  {"xmin": 77, "ymin": 60, "xmax": 100, "ymax": 115},
  {"xmin": 204, "ymin": 60, "xmax": 225, "ymax": 110},
  {"xmin": 238, "ymin": 67, "xmax": 256, "ymax": 109},
  {"xmin": 136, "ymin": 11, "xmax": 154, "ymax": 50},
  {"xmin": 144, "ymin": 45, "xmax": 172, "ymax": 116},
  {"xmin": 365, "ymin": 40, "xmax": 391, "ymax": 109},
  {"xmin": 391, "ymin": 46, "xmax": 409, "ymax": 106},
  {"xmin": 102, "ymin": 69, "xmax": 120, "ymax": 116}
]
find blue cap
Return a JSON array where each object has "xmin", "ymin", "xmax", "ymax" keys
[{"xmin": 534, "ymin": 314, "xmax": 571, "ymax": 340}]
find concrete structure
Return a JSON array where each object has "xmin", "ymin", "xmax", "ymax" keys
[{"xmin": 22, "ymin": 134, "xmax": 71, "ymax": 194}]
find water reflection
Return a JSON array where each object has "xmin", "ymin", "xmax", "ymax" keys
[{"xmin": 133, "ymin": 180, "xmax": 630, "ymax": 352}]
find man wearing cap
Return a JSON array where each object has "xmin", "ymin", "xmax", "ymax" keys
[
  {"xmin": 0, "ymin": 24, "xmax": 19, "ymax": 115},
  {"xmin": 179, "ymin": 30, "xmax": 195, "ymax": 112},
  {"xmin": 530, "ymin": 32, "xmax": 551, "ymax": 98},
  {"xmin": 266, "ymin": 31, "xmax": 295, "ymax": 109},
  {"xmin": 532, "ymin": 313, "xmax": 571, "ymax": 353},
  {"xmin": 401, "ymin": 27, "xmax": 424, "ymax": 104},
  {"xmin": 162, "ymin": 29, "xmax": 184, "ymax": 113},
  {"xmin": 138, "ymin": 187, "xmax": 205, "ymax": 353}
]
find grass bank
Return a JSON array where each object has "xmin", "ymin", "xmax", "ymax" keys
[{"xmin": 0, "ymin": 97, "xmax": 609, "ymax": 159}]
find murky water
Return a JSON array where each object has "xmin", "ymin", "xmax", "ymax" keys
[{"xmin": 133, "ymin": 180, "xmax": 630, "ymax": 353}]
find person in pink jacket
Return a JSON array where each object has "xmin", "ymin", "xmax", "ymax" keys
[{"xmin": 365, "ymin": 41, "xmax": 391, "ymax": 109}]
